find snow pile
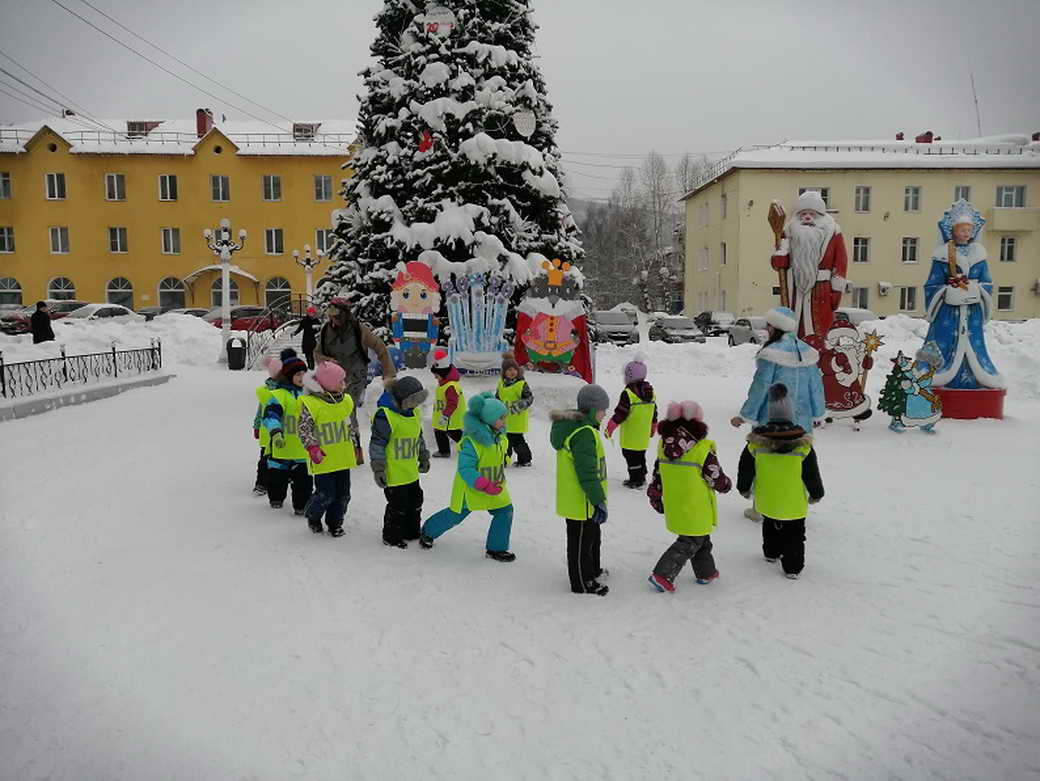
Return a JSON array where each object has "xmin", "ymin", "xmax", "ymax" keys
[{"xmin": 0, "ymin": 314, "xmax": 227, "ymax": 368}]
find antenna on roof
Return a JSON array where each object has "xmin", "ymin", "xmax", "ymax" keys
[{"xmin": 970, "ymin": 73, "xmax": 982, "ymax": 137}]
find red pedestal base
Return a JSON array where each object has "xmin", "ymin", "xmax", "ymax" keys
[{"xmin": 935, "ymin": 387, "xmax": 1006, "ymax": 420}]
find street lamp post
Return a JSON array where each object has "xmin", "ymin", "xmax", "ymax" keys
[
  {"xmin": 293, "ymin": 244, "xmax": 324, "ymax": 302},
  {"xmin": 203, "ymin": 218, "xmax": 247, "ymax": 363}
]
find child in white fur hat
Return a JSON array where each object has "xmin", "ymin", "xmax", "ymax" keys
[{"xmin": 647, "ymin": 400, "xmax": 731, "ymax": 592}]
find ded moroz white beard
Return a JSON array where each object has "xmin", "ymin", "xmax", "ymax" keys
[{"xmin": 788, "ymin": 217, "xmax": 832, "ymax": 294}]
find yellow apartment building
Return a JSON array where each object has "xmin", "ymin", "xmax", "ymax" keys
[
  {"xmin": 0, "ymin": 110, "xmax": 354, "ymax": 310},
  {"xmin": 682, "ymin": 134, "xmax": 1040, "ymax": 321}
]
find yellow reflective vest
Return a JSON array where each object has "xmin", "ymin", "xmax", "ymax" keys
[
  {"xmin": 749, "ymin": 441, "xmax": 812, "ymax": 521},
  {"xmin": 496, "ymin": 379, "xmax": 529, "ymax": 434},
  {"xmin": 255, "ymin": 385, "xmax": 272, "ymax": 450},
  {"xmin": 382, "ymin": 408, "xmax": 422, "ymax": 487},
  {"xmin": 299, "ymin": 393, "xmax": 357, "ymax": 476},
  {"xmin": 433, "ymin": 380, "xmax": 465, "ymax": 431},
  {"xmin": 620, "ymin": 388, "xmax": 656, "ymax": 450},
  {"xmin": 556, "ymin": 425, "xmax": 608, "ymax": 520},
  {"xmin": 267, "ymin": 387, "xmax": 308, "ymax": 461},
  {"xmin": 658, "ymin": 438, "xmax": 718, "ymax": 536},
  {"xmin": 449, "ymin": 435, "xmax": 511, "ymax": 513}
]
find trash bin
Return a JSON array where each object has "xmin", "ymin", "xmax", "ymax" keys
[{"xmin": 226, "ymin": 337, "xmax": 246, "ymax": 370}]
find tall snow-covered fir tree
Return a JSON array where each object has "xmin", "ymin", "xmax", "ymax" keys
[{"xmin": 319, "ymin": 0, "xmax": 583, "ymax": 339}]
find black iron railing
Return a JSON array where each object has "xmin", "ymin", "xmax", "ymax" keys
[
  {"xmin": 242, "ymin": 293, "xmax": 314, "ymax": 370},
  {"xmin": 0, "ymin": 340, "xmax": 163, "ymax": 399}
]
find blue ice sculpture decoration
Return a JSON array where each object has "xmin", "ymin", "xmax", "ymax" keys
[{"xmin": 445, "ymin": 271, "xmax": 514, "ymax": 372}]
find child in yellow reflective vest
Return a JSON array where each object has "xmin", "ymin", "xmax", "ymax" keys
[
  {"xmin": 496, "ymin": 352, "xmax": 534, "ymax": 467},
  {"xmin": 419, "ymin": 392, "xmax": 516, "ymax": 562},
  {"xmin": 261, "ymin": 349, "xmax": 313, "ymax": 514},
  {"xmin": 251, "ymin": 355, "xmax": 281, "ymax": 495},
  {"xmin": 604, "ymin": 354, "xmax": 657, "ymax": 488},
  {"xmin": 430, "ymin": 348, "xmax": 465, "ymax": 458},
  {"xmin": 298, "ymin": 361, "xmax": 358, "ymax": 537},
  {"xmin": 369, "ymin": 376, "xmax": 430, "ymax": 548},
  {"xmin": 550, "ymin": 383, "xmax": 612, "ymax": 596},
  {"xmin": 736, "ymin": 384, "xmax": 825, "ymax": 580},
  {"xmin": 646, "ymin": 401, "xmax": 732, "ymax": 593}
]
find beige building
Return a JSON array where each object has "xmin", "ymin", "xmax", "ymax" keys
[{"xmin": 682, "ymin": 134, "xmax": 1040, "ymax": 321}]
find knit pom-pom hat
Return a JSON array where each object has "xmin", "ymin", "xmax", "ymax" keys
[
  {"xmin": 279, "ymin": 348, "xmax": 307, "ymax": 380},
  {"xmin": 468, "ymin": 391, "xmax": 508, "ymax": 426},
  {"xmin": 263, "ymin": 355, "xmax": 281, "ymax": 379},
  {"xmin": 623, "ymin": 352, "xmax": 648, "ymax": 384},
  {"xmin": 313, "ymin": 361, "xmax": 346, "ymax": 392},
  {"xmin": 500, "ymin": 351, "xmax": 523, "ymax": 378},
  {"xmin": 665, "ymin": 400, "xmax": 704, "ymax": 422},
  {"xmin": 576, "ymin": 383, "xmax": 610, "ymax": 413},
  {"xmin": 767, "ymin": 383, "xmax": 795, "ymax": 423}
]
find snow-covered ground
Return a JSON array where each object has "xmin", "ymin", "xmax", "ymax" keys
[{"xmin": 2, "ymin": 318, "xmax": 1038, "ymax": 780}]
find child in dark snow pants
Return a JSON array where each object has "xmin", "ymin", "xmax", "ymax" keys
[
  {"xmin": 604, "ymin": 355, "xmax": 657, "ymax": 488},
  {"xmin": 496, "ymin": 352, "xmax": 534, "ymax": 467},
  {"xmin": 262, "ymin": 350, "xmax": 314, "ymax": 513},
  {"xmin": 251, "ymin": 356, "xmax": 282, "ymax": 494},
  {"xmin": 430, "ymin": 349, "xmax": 465, "ymax": 457},
  {"xmin": 736, "ymin": 383, "xmax": 824, "ymax": 579}
]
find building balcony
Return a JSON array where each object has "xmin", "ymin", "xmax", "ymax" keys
[{"xmin": 988, "ymin": 207, "xmax": 1040, "ymax": 232}]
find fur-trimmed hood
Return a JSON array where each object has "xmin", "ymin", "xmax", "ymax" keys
[
  {"xmin": 746, "ymin": 429, "xmax": 812, "ymax": 453},
  {"xmin": 549, "ymin": 409, "xmax": 601, "ymax": 450},
  {"xmin": 756, "ymin": 333, "xmax": 820, "ymax": 368}
]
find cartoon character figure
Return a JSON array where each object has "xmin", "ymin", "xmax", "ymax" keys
[
  {"xmin": 390, "ymin": 261, "xmax": 441, "ymax": 369},
  {"xmin": 878, "ymin": 344, "xmax": 943, "ymax": 433}
]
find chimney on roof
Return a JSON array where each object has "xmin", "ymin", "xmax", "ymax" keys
[
  {"xmin": 895, "ymin": 131, "xmax": 904, "ymax": 140},
  {"xmin": 915, "ymin": 130, "xmax": 934, "ymax": 144},
  {"xmin": 196, "ymin": 108, "xmax": 214, "ymax": 138}
]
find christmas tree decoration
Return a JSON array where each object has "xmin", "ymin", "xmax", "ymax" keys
[
  {"xmin": 878, "ymin": 345, "xmax": 943, "ymax": 433},
  {"xmin": 319, "ymin": 0, "xmax": 587, "ymax": 370},
  {"xmin": 389, "ymin": 260, "xmax": 442, "ymax": 369},
  {"xmin": 920, "ymin": 199, "xmax": 1006, "ymax": 419}
]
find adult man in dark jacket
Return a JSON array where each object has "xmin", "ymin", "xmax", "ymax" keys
[
  {"xmin": 314, "ymin": 297, "xmax": 397, "ymax": 410},
  {"xmin": 30, "ymin": 301, "xmax": 55, "ymax": 344}
]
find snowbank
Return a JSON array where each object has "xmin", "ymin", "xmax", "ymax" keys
[{"xmin": 0, "ymin": 314, "xmax": 229, "ymax": 368}]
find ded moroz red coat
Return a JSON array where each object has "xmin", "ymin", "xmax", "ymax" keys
[{"xmin": 770, "ymin": 230, "xmax": 848, "ymax": 352}]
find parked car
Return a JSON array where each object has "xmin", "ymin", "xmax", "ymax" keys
[
  {"xmin": 204, "ymin": 306, "xmax": 286, "ymax": 332},
  {"xmin": 591, "ymin": 310, "xmax": 640, "ymax": 345},
  {"xmin": 0, "ymin": 299, "xmax": 88, "ymax": 334},
  {"xmin": 161, "ymin": 307, "xmax": 210, "ymax": 318},
  {"xmin": 0, "ymin": 303, "xmax": 24, "ymax": 315},
  {"xmin": 613, "ymin": 303, "xmax": 640, "ymax": 324},
  {"xmin": 648, "ymin": 316, "xmax": 706, "ymax": 344},
  {"xmin": 728, "ymin": 317, "xmax": 770, "ymax": 347},
  {"xmin": 136, "ymin": 306, "xmax": 167, "ymax": 321},
  {"xmin": 693, "ymin": 311, "xmax": 736, "ymax": 337},
  {"xmin": 64, "ymin": 303, "xmax": 146, "ymax": 323},
  {"xmin": 835, "ymin": 307, "xmax": 879, "ymax": 326}
]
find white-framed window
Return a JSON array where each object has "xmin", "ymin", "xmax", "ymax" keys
[
  {"xmin": 720, "ymin": 242, "xmax": 727, "ymax": 266},
  {"xmin": 48, "ymin": 276, "xmax": 75, "ymax": 300},
  {"xmin": 158, "ymin": 174, "xmax": 178, "ymax": 201},
  {"xmin": 158, "ymin": 277, "xmax": 186, "ymax": 309},
  {"xmin": 49, "ymin": 226, "xmax": 70, "ymax": 253},
  {"xmin": 0, "ymin": 226, "xmax": 13, "ymax": 252},
  {"xmin": 996, "ymin": 185, "xmax": 1025, "ymax": 208},
  {"xmin": 904, "ymin": 186, "xmax": 921, "ymax": 212},
  {"xmin": 0, "ymin": 276, "xmax": 21, "ymax": 304},
  {"xmin": 996, "ymin": 286, "xmax": 1014, "ymax": 311},
  {"xmin": 314, "ymin": 175, "xmax": 332, "ymax": 201},
  {"xmin": 106, "ymin": 277, "xmax": 133, "ymax": 308},
  {"xmin": 105, "ymin": 173, "xmax": 126, "ymax": 201},
  {"xmin": 262, "ymin": 174, "xmax": 282, "ymax": 201},
  {"xmin": 999, "ymin": 237, "xmax": 1016, "ymax": 262},
  {"xmin": 108, "ymin": 226, "xmax": 128, "ymax": 253},
  {"xmin": 720, "ymin": 193, "xmax": 727, "ymax": 219},
  {"xmin": 211, "ymin": 277, "xmax": 239, "ymax": 307},
  {"xmin": 954, "ymin": 185, "xmax": 971, "ymax": 202},
  {"xmin": 901, "ymin": 237, "xmax": 919, "ymax": 263},
  {"xmin": 852, "ymin": 237, "xmax": 870, "ymax": 263},
  {"xmin": 161, "ymin": 227, "xmax": 181, "ymax": 254},
  {"xmin": 899, "ymin": 286, "xmax": 917, "ymax": 311},
  {"xmin": 211, "ymin": 175, "xmax": 230, "ymax": 202},
  {"xmin": 45, "ymin": 172, "xmax": 66, "ymax": 200},
  {"xmin": 315, "ymin": 228, "xmax": 334, "ymax": 253},
  {"xmin": 265, "ymin": 277, "xmax": 292, "ymax": 308},
  {"xmin": 854, "ymin": 185, "xmax": 871, "ymax": 212},
  {"xmin": 0, "ymin": 172, "xmax": 10, "ymax": 199},
  {"xmin": 264, "ymin": 228, "xmax": 284, "ymax": 255},
  {"xmin": 799, "ymin": 187, "xmax": 831, "ymax": 208},
  {"xmin": 851, "ymin": 286, "xmax": 869, "ymax": 309}
]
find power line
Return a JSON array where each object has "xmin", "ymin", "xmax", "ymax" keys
[
  {"xmin": 562, "ymin": 157, "xmax": 636, "ymax": 170},
  {"xmin": 563, "ymin": 150, "xmax": 729, "ymax": 159},
  {"xmin": 0, "ymin": 67, "xmax": 67, "ymax": 112},
  {"xmin": 72, "ymin": 0, "xmax": 294, "ymax": 125},
  {"xmin": 562, "ymin": 168, "xmax": 620, "ymax": 182},
  {"xmin": 0, "ymin": 85, "xmax": 55, "ymax": 115}
]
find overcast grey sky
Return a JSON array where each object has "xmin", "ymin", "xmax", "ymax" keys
[{"xmin": 1, "ymin": 0, "xmax": 1037, "ymax": 202}]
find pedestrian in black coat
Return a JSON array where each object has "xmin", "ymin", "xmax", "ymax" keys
[
  {"xmin": 30, "ymin": 301, "xmax": 55, "ymax": 344},
  {"xmin": 293, "ymin": 307, "xmax": 321, "ymax": 369}
]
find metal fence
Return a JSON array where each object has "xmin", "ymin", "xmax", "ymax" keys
[{"xmin": 0, "ymin": 340, "xmax": 163, "ymax": 399}]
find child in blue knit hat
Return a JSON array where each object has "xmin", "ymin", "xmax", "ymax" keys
[{"xmin": 419, "ymin": 391, "xmax": 516, "ymax": 562}]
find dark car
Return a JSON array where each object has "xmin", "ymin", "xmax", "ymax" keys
[
  {"xmin": 591, "ymin": 311, "xmax": 640, "ymax": 345},
  {"xmin": 648, "ymin": 316, "xmax": 706, "ymax": 344},
  {"xmin": 1, "ymin": 299, "xmax": 88, "ymax": 334},
  {"xmin": 693, "ymin": 311, "xmax": 736, "ymax": 337},
  {"xmin": 204, "ymin": 306, "xmax": 286, "ymax": 332},
  {"xmin": 136, "ymin": 306, "xmax": 167, "ymax": 321}
]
